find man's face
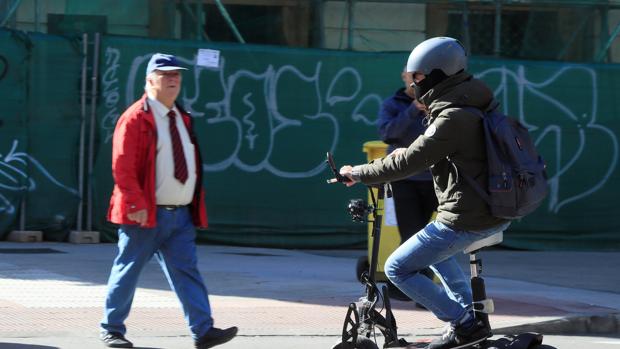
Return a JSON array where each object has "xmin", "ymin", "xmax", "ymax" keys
[
  {"xmin": 410, "ymin": 72, "xmax": 428, "ymax": 104},
  {"xmin": 147, "ymin": 70, "xmax": 182, "ymax": 100},
  {"xmin": 402, "ymin": 71, "xmax": 415, "ymax": 96},
  {"xmin": 412, "ymin": 72, "xmax": 426, "ymax": 85}
]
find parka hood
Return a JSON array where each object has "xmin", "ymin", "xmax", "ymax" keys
[{"xmin": 420, "ymin": 71, "xmax": 496, "ymax": 119}]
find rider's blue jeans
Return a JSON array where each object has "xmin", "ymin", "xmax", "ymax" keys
[
  {"xmin": 100, "ymin": 207, "xmax": 213, "ymax": 339},
  {"xmin": 384, "ymin": 220, "xmax": 510, "ymax": 326}
]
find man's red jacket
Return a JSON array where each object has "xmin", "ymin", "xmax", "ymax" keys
[{"xmin": 107, "ymin": 94, "xmax": 208, "ymax": 228}]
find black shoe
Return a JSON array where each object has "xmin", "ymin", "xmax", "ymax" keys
[
  {"xmin": 427, "ymin": 320, "xmax": 490, "ymax": 349},
  {"xmin": 100, "ymin": 332, "xmax": 133, "ymax": 348},
  {"xmin": 195, "ymin": 326, "xmax": 238, "ymax": 349}
]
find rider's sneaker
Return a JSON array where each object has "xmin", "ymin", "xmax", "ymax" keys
[{"xmin": 427, "ymin": 319, "xmax": 490, "ymax": 349}]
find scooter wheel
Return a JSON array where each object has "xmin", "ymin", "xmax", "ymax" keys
[
  {"xmin": 331, "ymin": 337, "xmax": 379, "ymax": 349},
  {"xmin": 332, "ymin": 342, "xmax": 355, "ymax": 349},
  {"xmin": 355, "ymin": 337, "xmax": 379, "ymax": 349}
]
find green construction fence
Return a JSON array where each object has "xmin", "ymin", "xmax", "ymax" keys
[{"xmin": 0, "ymin": 29, "xmax": 619, "ymax": 250}]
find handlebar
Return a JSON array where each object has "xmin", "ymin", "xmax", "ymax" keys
[{"xmin": 325, "ymin": 152, "xmax": 352, "ymax": 184}]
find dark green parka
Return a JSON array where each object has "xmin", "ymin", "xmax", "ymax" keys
[{"xmin": 355, "ymin": 71, "xmax": 508, "ymax": 231}]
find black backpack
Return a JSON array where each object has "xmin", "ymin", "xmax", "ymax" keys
[{"xmin": 452, "ymin": 106, "xmax": 549, "ymax": 220}]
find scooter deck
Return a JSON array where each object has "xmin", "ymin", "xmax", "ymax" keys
[
  {"xmin": 389, "ymin": 338, "xmax": 431, "ymax": 348},
  {"xmin": 399, "ymin": 333, "xmax": 545, "ymax": 349},
  {"xmin": 403, "ymin": 341, "xmax": 431, "ymax": 348}
]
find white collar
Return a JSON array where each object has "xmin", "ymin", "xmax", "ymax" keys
[{"xmin": 146, "ymin": 92, "xmax": 178, "ymax": 118}]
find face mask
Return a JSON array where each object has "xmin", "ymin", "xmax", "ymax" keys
[
  {"xmin": 411, "ymin": 69, "xmax": 449, "ymax": 101},
  {"xmin": 412, "ymin": 80, "xmax": 427, "ymax": 101}
]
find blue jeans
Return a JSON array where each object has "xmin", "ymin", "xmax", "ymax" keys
[
  {"xmin": 384, "ymin": 220, "xmax": 510, "ymax": 325},
  {"xmin": 100, "ymin": 207, "xmax": 213, "ymax": 339}
]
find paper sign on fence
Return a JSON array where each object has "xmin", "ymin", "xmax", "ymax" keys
[{"xmin": 197, "ymin": 49, "xmax": 220, "ymax": 68}]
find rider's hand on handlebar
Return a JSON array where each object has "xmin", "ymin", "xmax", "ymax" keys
[{"xmin": 339, "ymin": 165, "xmax": 358, "ymax": 187}]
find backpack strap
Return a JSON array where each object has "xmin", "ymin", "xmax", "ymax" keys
[
  {"xmin": 445, "ymin": 104, "xmax": 494, "ymax": 205},
  {"xmin": 447, "ymin": 156, "xmax": 492, "ymax": 205}
]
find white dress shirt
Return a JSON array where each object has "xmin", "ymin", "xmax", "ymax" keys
[{"xmin": 147, "ymin": 94, "xmax": 197, "ymax": 206}]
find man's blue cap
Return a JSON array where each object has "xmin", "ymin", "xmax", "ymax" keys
[{"xmin": 145, "ymin": 53, "xmax": 188, "ymax": 76}]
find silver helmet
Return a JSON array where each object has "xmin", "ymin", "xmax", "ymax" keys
[{"xmin": 406, "ymin": 37, "xmax": 467, "ymax": 76}]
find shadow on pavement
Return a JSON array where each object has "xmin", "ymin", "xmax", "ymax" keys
[{"xmin": 0, "ymin": 344, "xmax": 59, "ymax": 349}]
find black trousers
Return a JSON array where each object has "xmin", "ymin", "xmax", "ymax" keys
[{"xmin": 390, "ymin": 179, "xmax": 438, "ymax": 243}]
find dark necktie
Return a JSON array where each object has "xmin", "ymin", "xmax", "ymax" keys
[{"xmin": 167, "ymin": 110, "xmax": 188, "ymax": 184}]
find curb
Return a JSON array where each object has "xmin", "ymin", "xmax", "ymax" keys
[{"xmin": 495, "ymin": 313, "xmax": 620, "ymax": 336}]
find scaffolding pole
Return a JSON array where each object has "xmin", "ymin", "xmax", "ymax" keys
[
  {"xmin": 76, "ymin": 33, "xmax": 88, "ymax": 232},
  {"xmin": 347, "ymin": 0, "xmax": 355, "ymax": 50},
  {"xmin": 0, "ymin": 0, "xmax": 22, "ymax": 28},
  {"xmin": 596, "ymin": 20, "xmax": 620, "ymax": 62},
  {"xmin": 214, "ymin": 0, "xmax": 245, "ymax": 44},
  {"xmin": 494, "ymin": 0, "xmax": 502, "ymax": 57},
  {"xmin": 462, "ymin": 2, "xmax": 471, "ymax": 56},
  {"xmin": 87, "ymin": 33, "xmax": 100, "ymax": 231},
  {"xmin": 196, "ymin": 2, "xmax": 203, "ymax": 41}
]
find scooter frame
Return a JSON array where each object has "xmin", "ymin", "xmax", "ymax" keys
[{"xmin": 327, "ymin": 152, "xmax": 408, "ymax": 349}]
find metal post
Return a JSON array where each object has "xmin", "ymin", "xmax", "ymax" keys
[
  {"xmin": 0, "ymin": 0, "xmax": 22, "ymax": 28},
  {"xmin": 34, "ymin": 0, "xmax": 39, "ymax": 32},
  {"xmin": 86, "ymin": 33, "xmax": 100, "ymax": 231},
  {"xmin": 77, "ymin": 33, "xmax": 88, "ymax": 233},
  {"xmin": 19, "ymin": 199, "xmax": 25, "ymax": 230},
  {"xmin": 494, "ymin": 0, "xmax": 502, "ymax": 57},
  {"xmin": 596, "ymin": 21, "xmax": 620, "ymax": 62},
  {"xmin": 313, "ymin": 0, "xmax": 325, "ymax": 48},
  {"xmin": 180, "ymin": 0, "xmax": 210, "ymax": 41},
  {"xmin": 196, "ymin": 2, "xmax": 203, "ymax": 41},
  {"xmin": 462, "ymin": 2, "xmax": 471, "ymax": 56},
  {"xmin": 557, "ymin": 12, "xmax": 593, "ymax": 60},
  {"xmin": 347, "ymin": 0, "xmax": 355, "ymax": 50},
  {"xmin": 214, "ymin": 0, "xmax": 245, "ymax": 43},
  {"xmin": 596, "ymin": 6, "xmax": 613, "ymax": 62}
]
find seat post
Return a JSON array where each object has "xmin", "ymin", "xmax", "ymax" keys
[
  {"xmin": 463, "ymin": 232, "xmax": 503, "ymax": 332},
  {"xmin": 470, "ymin": 251, "xmax": 482, "ymax": 278},
  {"xmin": 469, "ymin": 249, "xmax": 490, "ymax": 330}
]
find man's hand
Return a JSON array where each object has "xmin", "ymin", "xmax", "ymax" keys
[
  {"xmin": 339, "ymin": 165, "xmax": 358, "ymax": 187},
  {"xmin": 388, "ymin": 147, "xmax": 407, "ymax": 158},
  {"xmin": 413, "ymin": 99, "xmax": 426, "ymax": 112},
  {"xmin": 127, "ymin": 209, "xmax": 148, "ymax": 226}
]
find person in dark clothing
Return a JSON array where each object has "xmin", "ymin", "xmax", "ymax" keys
[
  {"xmin": 339, "ymin": 37, "xmax": 511, "ymax": 349},
  {"xmin": 377, "ymin": 70, "xmax": 439, "ymax": 303},
  {"xmin": 377, "ymin": 69, "xmax": 438, "ymax": 244}
]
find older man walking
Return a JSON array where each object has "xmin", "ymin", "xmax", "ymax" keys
[{"xmin": 100, "ymin": 53, "xmax": 237, "ymax": 349}]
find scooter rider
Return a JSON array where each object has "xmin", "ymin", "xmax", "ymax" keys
[{"xmin": 339, "ymin": 37, "xmax": 511, "ymax": 349}]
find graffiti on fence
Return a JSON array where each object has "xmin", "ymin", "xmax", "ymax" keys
[
  {"xmin": 100, "ymin": 50, "xmax": 383, "ymax": 178},
  {"xmin": 0, "ymin": 140, "xmax": 78, "ymax": 215},
  {"xmin": 97, "ymin": 46, "xmax": 618, "ymax": 213},
  {"xmin": 476, "ymin": 65, "xmax": 618, "ymax": 213}
]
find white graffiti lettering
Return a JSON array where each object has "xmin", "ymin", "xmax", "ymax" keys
[
  {"xmin": 476, "ymin": 65, "xmax": 618, "ymax": 213},
  {"xmin": 0, "ymin": 140, "xmax": 79, "ymax": 215},
  {"xmin": 115, "ymin": 54, "xmax": 382, "ymax": 179},
  {"xmin": 101, "ymin": 47, "xmax": 122, "ymax": 143}
]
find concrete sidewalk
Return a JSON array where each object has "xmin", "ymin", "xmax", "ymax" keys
[{"xmin": 0, "ymin": 241, "xmax": 618, "ymax": 349}]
